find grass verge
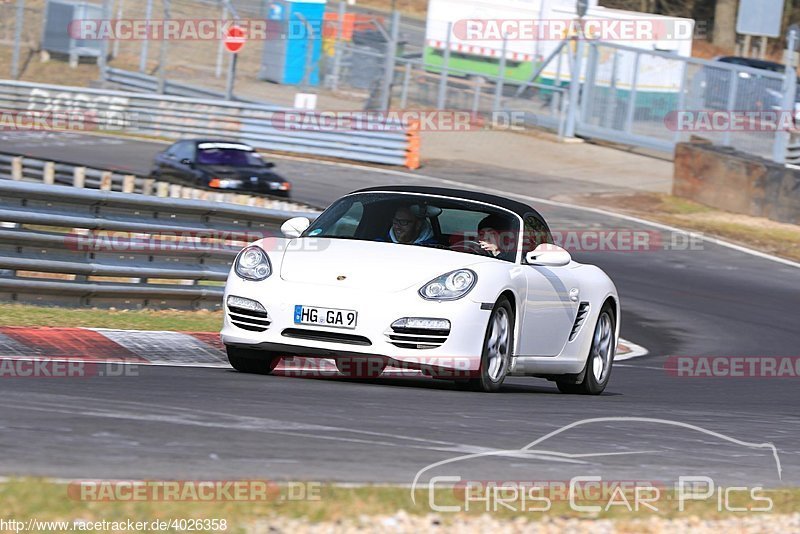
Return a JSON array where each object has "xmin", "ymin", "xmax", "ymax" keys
[
  {"xmin": 0, "ymin": 303, "xmax": 221, "ymax": 331},
  {"xmin": 573, "ymin": 192, "xmax": 800, "ymax": 262},
  {"xmin": 0, "ymin": 479, "xmax": 797, "ymax": 531}
]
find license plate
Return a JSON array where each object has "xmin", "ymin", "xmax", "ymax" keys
[{"xmin": 294, "ymin": 305, "xmax": 358, "ymax": 329}]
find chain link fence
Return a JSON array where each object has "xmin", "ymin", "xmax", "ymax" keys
[{"xmin": 2, "ymin": 0, "xmax": 798, "ymax": 164}]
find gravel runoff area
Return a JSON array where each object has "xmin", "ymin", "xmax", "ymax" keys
[{"xmin": 243, "ymin": 513, "xmax": 800, "ymax": 533}]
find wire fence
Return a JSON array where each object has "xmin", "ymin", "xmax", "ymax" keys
[{"xmin": 2, "ymin": 0, "xmax": 798, "ymax": 164}]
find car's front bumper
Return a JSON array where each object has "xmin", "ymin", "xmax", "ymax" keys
[{"xmin": 221, "ymin": 278, "xmax": 491, "ymax": 373}]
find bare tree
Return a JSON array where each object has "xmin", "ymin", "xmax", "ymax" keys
[{"xmin": 712, "ymin": 0, "xmax": 738, "ymax": 49}]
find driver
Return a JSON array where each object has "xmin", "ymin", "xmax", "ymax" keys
[
  {"xmin": 477, "ymin": 214, "xmax": 515, "ymax": 260},
  {"xmin": 388, "ymin": 205, "xmax": 438, "ymax": 245}
]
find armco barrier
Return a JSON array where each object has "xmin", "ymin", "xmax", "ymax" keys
[
  {"xmin": 0, "ymin": 180, "xmax": 319, "ymax": 309},
  {"xmin": 0, "ymin": 80, "xmax": 419, "ymax": 168}
]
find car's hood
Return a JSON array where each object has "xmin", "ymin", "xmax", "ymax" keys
[{"xmin": 279, "ymin": 238, "xmax": 486, "ymax": 292}]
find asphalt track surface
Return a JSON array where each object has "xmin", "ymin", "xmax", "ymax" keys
[{"xmin": 1, "ymin": 131, "xmax": 799, "ymax": 488}]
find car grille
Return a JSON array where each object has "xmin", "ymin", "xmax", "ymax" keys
[
  {"xmin": 228, "ymin": 305, "xmax": 271, "ymax": 332},
  {"xmin": 569, "ymin": 302, "xmax": 590, "ymax": 341},
  {"xmin": 281, "ymin": 328, "xmax": 372, "ymax": 346},
  {"xmin": 385, "ymin": 326, "xmax": 450, "ymax": 350}
]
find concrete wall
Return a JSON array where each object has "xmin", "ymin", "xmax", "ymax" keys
[{"xmin": 673, "ymin": 139, "xmax": 800, "ymax": 225}]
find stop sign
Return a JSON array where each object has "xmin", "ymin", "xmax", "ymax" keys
[{"xmin": 224, "ymin": 25, "xmax": 246, "ymax": 53}]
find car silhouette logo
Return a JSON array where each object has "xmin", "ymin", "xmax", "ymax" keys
[{"xmin": 337, "ymin": 275, "xmax": 347, "ymax": 281}]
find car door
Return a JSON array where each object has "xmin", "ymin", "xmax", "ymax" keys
[
  {"xmin": 169, "ymin": 141, "xmax": 198, "ymax": 186},
  {"xmin": 517, "ymin": 213, "xmax": 579, "ymax": 358}
]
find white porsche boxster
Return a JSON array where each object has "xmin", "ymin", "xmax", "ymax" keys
[{"xmin": 221, "ymin": 186, "xmax": 620, "ymax": 393}]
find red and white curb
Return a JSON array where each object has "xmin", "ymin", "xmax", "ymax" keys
[{"xmin": 0, "ymin": 327, "xmax": 647, "ymax": 370}]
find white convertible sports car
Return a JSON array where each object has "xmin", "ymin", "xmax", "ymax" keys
[{"xmin": 221, "ymin": 186, "xmax": 619, "ymax": 393}]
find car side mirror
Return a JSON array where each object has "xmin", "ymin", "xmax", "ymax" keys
[
  {"xmin": 525, "ymin": 244, "xmax": 571, "ymax": 267},
  {"xmin": 281, "ymin": 217, "xmax": 311, "ymax": 238},
  {"xmin": 264, "ymin": 162, "xmax": 276, "ymax": 169},
  {"xmin": 180, "ymin": 158, "xmax": 193, "ymax": 167}
]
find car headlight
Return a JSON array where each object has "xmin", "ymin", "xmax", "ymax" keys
[
  {"xmin": 235, "ymin": 245, "xmax": 271, "ymax": 281},
  {"xmin": 419, "ymin": 269, "xmax": 477, "ymax": 300}
]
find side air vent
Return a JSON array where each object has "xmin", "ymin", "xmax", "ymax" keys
[
  {"xmin": 228, "ymin": 305, "xmax": 271, "ymax": 332},
  {"xmin": 569, "ymin": 302, "xmax": 590, "ymax": 341}
]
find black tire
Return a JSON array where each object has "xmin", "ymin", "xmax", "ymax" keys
[
  {"xmin": 557, "ymin": 303, "xmax": 615, "ymax": 395},
  {"xmin": 226, "ymin": 346, "xmax": 280, "ymax": 375},
  {"xmin": 465, "ymin": 297, "xmax": 515, "ymax": 393},
  {"xmin": 335, "ymin": 357, "xmax": 387, "ymax": 378}
]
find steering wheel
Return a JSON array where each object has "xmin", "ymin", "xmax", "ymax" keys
[{"xmin": 450, "ymin": 239, "xmax": 493, "ymax": 256}]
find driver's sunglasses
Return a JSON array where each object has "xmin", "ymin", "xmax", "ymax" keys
[{"xmin": 392, "ymin": 218, "xmax": 413, "ymax": 227}]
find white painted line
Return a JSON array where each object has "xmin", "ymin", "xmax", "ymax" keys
[{"xmin": 616, "ymin": 337, "xmax": 649, "ymax": 361}]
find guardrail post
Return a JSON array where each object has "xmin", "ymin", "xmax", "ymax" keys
[
  {"xmin": 493, "ymin": 35, "xmax": 508, "ymax": 112},
  {"xmin": 73, "ymin": 167, "xmax": 86, "ymax": 188},
  {"xmin": 156, "ymin": 182, "xmax": 169, "ymax": 197},
  {"xmin": 122, "ymin": 175, "xmax": 136, "ymax": 193},
  {"xmin": 142, "ymin": 178, "xmax": 155, "ymax": 195},
  {"xmin": 100, "ymin": 171, "xmax": 113, "ymax": 190},
  {"xmin": 43, "ymin": 162, "xmax": 55, "ymax": 185},
  {"xmin": 11, "ymin": 157, "xmax": 23, "ymax": 181}
]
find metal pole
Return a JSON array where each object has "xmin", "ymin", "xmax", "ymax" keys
[
  {"xmin": 216, "ymin": 5, "xmax": 228, "ymax": 78},
  {"xmin": 493, "ymin": 35, "xmax": 508, "ymax": 112},
  {"xmin": 225, "ymin": 52, "xmax": 238, "ymax": 100},
  {"xmin": 400, "ymin": 60, "xmax": 412, "ymax": 109},
  {"xmin": 437, "ymin": 22, "xmax": 452, "ymax": 110},
  {"xmin": 139, "ymin": 0, "xmax": 152, "ymax": 72},
  {"xmin": 673, "ymin": 61, "xmax": 688, "ymax": 145},
  {"xmin": 113, "ymin": 0, "xmax": 124, "ymax": 58},
  {"xmin": 157, "ymin": 0, "xmax": 170, "ymax": 93},
  {"xmin": 380, "ymin": 10, "xmax": 400, "ymax": 111},
  {"xmin": 722, "ymin": 68, "xmax": 738, "ymax": 146},
  {"xmin": 624, "ymin": 52, "xmax": 640, "ymax": 133},
  {"xmin": 564, "ymin": 37, "xmax": 584, "ymax": 138},
  {"xmin": 10, "ymin": 0, "xmax": 24, "ymax": 79},
  {"xmin": 98, "ymin": 0, "xmax": 112, "ymax": 81},
  {"xmin": 773, "ymin": 27, "xmax": 798, "ymax": 164},
  {"xmin": 331, "ymin": 1, "xmax": 346, "ymax": 91}
]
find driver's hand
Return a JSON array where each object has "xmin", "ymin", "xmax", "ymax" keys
[{"xmin": 479, "ymin": 241, "xmax": 500, "ymax": 256}]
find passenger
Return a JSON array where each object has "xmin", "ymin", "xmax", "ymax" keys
[
  {"xmin": 477, "ymin": 214, "xmax": 515, "ymax": 260},
  {"xmin": 388, "ymin": 205, "xmax": 438, "ymax": 245}
]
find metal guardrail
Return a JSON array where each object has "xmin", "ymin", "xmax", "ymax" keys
[
  {"xmin": 0, "ymin": 80, "xmax": 420, "ymax": 168},
  {"xmin": 0, "ymin": 180, "xmax": 318, "ymax": 309}
]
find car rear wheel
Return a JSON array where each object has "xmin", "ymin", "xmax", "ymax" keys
[
  {"xmin": 464, "ymin": 297, "xmax": 514, "ymax": 393},
  {"xmin": 226, "ymin": 346, "xmax": 280, "ymax": 375},
  {"xmin": 557, "ymin": 303, "xmax": 615, "ymax": 395}
]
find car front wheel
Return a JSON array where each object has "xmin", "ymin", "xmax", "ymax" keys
[
  {"xmin": 465, "ymin": 297, "xmax": 514, "ymax": 393},
  {"xmin": 226, "ymin": 346, "xmax": 280, "ymax": 375},
  {"xmin": 557, "ymin": 303, "xmax": 615, "ymax": 395}
]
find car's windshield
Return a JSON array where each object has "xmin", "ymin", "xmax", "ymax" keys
[
  {"xmin": 302, "ymin": 192, "xmax": 522, "ymax": 261},
  {"xmin": 196, "ymin": 143, "xmax": 265, "ymax": 167}
]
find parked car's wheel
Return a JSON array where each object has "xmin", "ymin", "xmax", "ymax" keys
[
  {"xmin": 557, "ymin": 303, "xmax": 615, "ymax": 395},
  {"xmin": 465, "ymin": 297, "xmax": 514, "ymax": 393},
  {"xmin": 226, "ymin": 346, "xmax": 280, "ymax": 375}
]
